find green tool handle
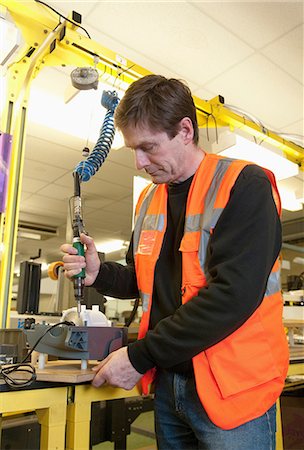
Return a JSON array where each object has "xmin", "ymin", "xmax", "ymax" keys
[{"xmin": 73, "ymin": 240, "xmax": 85, "ymax": 278}]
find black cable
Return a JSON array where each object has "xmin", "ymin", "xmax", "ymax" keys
[
  {"xmin": 34, "ymin": 0, "xmax": 91, "ymax": 39},
  {"xmin": 210, "ymin": 114, "xmax": 218, "ymax": 144},
  {"xmin": 113, "ymin": 64, "xmax": 136, "ymax": 88},
  {"xmin": 125, "ymin": 298, "xmax": 140, "ymax": 327},
  {"xmin": 0, "ymin": 321, "xmax": 74, "ymax": 389},
  {"xmin": 0, "ymin": 364, "xmax": 36, "ymax": 389}
]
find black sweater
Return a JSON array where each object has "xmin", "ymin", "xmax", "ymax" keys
[{"xmin": 92, "ymin": 165, "xmax": 282, "ymax": 374}]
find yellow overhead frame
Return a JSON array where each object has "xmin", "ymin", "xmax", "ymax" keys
[{"xmin": 0, "ymin": 0, "xmax": 303, "ymax": 327}]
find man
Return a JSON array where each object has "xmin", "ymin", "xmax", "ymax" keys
[{"xmin": 61, "ymin": 75, "xmax": 289, "ymax": 450}]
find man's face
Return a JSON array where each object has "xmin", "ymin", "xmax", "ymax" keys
[{"xmin": 122, "ymin": 124, "xmax": 189, "ymax": 184}]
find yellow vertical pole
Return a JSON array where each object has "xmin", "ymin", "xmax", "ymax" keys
[
  {"xmin": 0, "ymin": 66, "xmax": 30, "ymax": 327},
  {"xmin": 0, "ymin": 21, "xmax": 66, "ymax": 327}
]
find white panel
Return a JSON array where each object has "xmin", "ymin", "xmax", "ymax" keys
[
  {"xmin": 204, "ymin": 54, "xmax": 303, "ymax": 129},
  {"xmin": 102, "ymin": 199, "xmax": 134, "ymax": 216},
  {"xmin": 23, "ymin": 159, "xmax": 67, "ymax": 182},
  {"xmin": 93, "ymin": 160, "xmax": 137, "ymax": 188},
  {"xmin": 85, "ymin": 2, "xmax": 253, "ymax": 85},
  {"xmin": 22, "ymin": 177, "xmax": 48, "ymax": 193},
  {"xmin": 21, "ymin": 194, "xmax": 67, "ymax": 214},
  {"xmin": 107, "ymin": 147, "xmax": 135, "ymax": 168},
  {"xmin": 27, "ymin": 123, "xmax": 88, "ymax": 150},
  {"xmin": 40, "ymin": 1, "xmax": 96, "ymax": 22},
  {"xmin": 192, "ymin": 1, "xmax": 303, "ymax": 49},
  {"xmin": 81, "ymin": 178, "xmax": 130, "ymax": 200},
  {"xmin": 37, "ymin": 184, "xmax": 74, "ymax": 201},
  {"xmin": 31, "ymin": 67, "xmax": 70, "ymax": 98},
  {"xmin": 279, "ymin": 120, "xmax": 304, "ymax": 136},
  {"xmin": 81, "ymin": 195, "xmax": 113, "ymax": 210},
  {"xmin": 278, "ymin": 175, "xmax": 304, "ymax": 200},
  {"xmin": 192, "ymin": 86, "xmax": 218, "ymax": 102},
  {"xmin": 25, "ymin": 136, "xmax": 82, "ymax": 169},
  {"xmin": 262, "ymin": 25, "xmax": 303, "ymax": 83}
]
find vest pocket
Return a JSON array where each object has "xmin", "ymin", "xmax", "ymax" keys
[
  {"xmin": 180, "ymin": 233, "xmax": 205, "ymax": 287},
  {"xmin": 205, "ymin": 316, "xmax": 281, "ymax": 399}
]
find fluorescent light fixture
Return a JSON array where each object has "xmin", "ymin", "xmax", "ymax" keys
[
  {"xmin": 95, "ymin": 239, "xmax": 127, "ymax": 254},
  {"xmin": 293, "ymin": 257, "xmax": 304, "ymax": 265},
  {"xmin": 18, "ymin": 231, "xmax": 41, "ymax": 240},
  {"xmin": 28, "ymin": 82, "xmax": 126, "ymax": 147},
  {"xmin": 219, "ymin": 135, "xmax": 299, "ymax": 181},
  {"xmin": 278, "ymin": 187, "xmax": 303, "ymax": 212}
]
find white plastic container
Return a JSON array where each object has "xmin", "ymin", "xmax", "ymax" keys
[{"xmin": 62, "ymin": 305, "xmax": 111, "ymax": 327}]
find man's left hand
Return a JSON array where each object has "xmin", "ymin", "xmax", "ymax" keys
[{"xmin": 91, "ymin": 346, "xmax": 142, "ymax": 390}]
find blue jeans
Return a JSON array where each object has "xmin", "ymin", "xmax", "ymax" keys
[{"xmin": 154, "ymin": 369, "xmax": 277, "ymax": 450}]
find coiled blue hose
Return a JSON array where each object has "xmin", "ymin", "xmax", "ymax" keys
[{"xmin": 74, "ymin": 90, "xmax": 120, "ymax": 182}]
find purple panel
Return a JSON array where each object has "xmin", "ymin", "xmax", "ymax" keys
[{"xmin": 0, "ymin": 132, "xmax": 13, "ymax": 213}]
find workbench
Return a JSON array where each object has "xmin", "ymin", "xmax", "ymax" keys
[
  {"xmin": 66, "ymin": 383, "xmax": 141, "ymax": 450},
  {"xmin": 0, "ymin": 380, "xmax": 68, "ymax": 449},
  {"xmin": 0, "ymin": 374, "xmax": 143, "ymax": 450},
  {"xmin": 1, "ymin": 357, "xmax": 303, "ymax": 450}
]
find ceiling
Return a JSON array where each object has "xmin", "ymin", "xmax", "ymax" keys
[{"xmin": 4, "ymin": 0, "xmax": 303, "ymax": 274}]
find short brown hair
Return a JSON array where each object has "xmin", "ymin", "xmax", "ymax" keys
[{"xmin": 114, "ymin": 75, "xmax": 199, "ymax": 145}]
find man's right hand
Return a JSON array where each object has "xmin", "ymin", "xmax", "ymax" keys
[{"xmin": 60, "ymin": 233, "xmax": 100, "ymax": 286}]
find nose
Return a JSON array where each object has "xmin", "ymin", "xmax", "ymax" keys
[{"xmin": 135, "ymin": 150, "xmax": 149, "ymax": 170}]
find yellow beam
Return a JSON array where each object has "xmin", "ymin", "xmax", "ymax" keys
[{"xmin": 206, "ymin": 98, "xmax": 303, "ymax": 168}]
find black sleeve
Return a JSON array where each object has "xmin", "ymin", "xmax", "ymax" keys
[
  {"xmin": 91, "ymin": 240, "xmax": 139, "ymax": 299},
  {"xmin": 128, "ymin": 165, "xmax": 282, "ymax": 373}
]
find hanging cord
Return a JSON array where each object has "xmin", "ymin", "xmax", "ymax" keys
[
  {"xmin": 205, "ymin": 113, "xmax": 218, "ymax": 144},
  {"xmin": 225, "ymin": 104, "xmax": 304, "ymax": 149},
  {"xmin": 74, "ymin": 90, "xmax": 120, "ymax": 182},
  {"xmin": 0, "ymin": 321, "xmax": 74, "ymax": 389}
]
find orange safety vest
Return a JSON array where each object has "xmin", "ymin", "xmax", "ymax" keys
[{"xmin": 133, "ymin": 153, "xmax": 289, "ymax": 430}]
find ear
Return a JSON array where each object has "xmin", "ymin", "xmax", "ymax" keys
[{"xmin": 178, "ymin": 117, "xmax": 194, "ymax": 145}]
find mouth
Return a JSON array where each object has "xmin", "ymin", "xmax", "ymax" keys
[{"xmin": 146, "ymin": 169, "xmax": 160, "ymax": 176}]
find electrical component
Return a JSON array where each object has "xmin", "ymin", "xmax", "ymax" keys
[
  {"xmin": 0, "ymin": 321, "xmax": 73, "ymax": 388},
  {"xmin": 70, "ymin": 67, "xmax": 99, "ymax": 90}
]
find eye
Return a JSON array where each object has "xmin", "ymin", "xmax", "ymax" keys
[{"xmin": 142, "ymin": 144, "xmax": 156, "ymax": 153}]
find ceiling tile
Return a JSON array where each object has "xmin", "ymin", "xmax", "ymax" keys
[
  {"xmin": 45, "ymin": 1, "xmax": 96, "ymax": 20},
  {"xmin": 20, "ymin": 192, "xmax": 32, "ymax": 202},
  {"xmin": 27, "ymin": 123, "xmax": 88, "ymax": 150},
  {"xmin": 37, "ymin": 184, "xmax": 74, "ymax": 201},
  {"xmin": 102, "ymin": 199, "xmax": 134, "ymax": 216},
  {"xmin": 22, "ymin": 177, "xmax": 49, "ymax": 193},
  {"xmin": 107, "ymin": 147, "xmax": 135, "ymax": 168},
  {"xmin": 25, "ymin": 135, "xmax": 81, "ymax": 169},
  {"xmin": 81, "ymin": 177, "xmax": 130, "ymax": 200},
  {"xmin": 261, "ymin": 24, "xmax": 303, "ymax": 83},
  {"xmin": 21, "ymin": 194, "xmax": 67, "ymax": 215},
  {"xmin": 82, "ymin": 194, "xmax": 113, "ymax": 210},
  {"xmin": 23, "ymin": 159, "xmax": 68, "ymax": 182},
  {"xmin": 85, "ymin": 2, "xmax": 253, "ymax": 85},
  {"xmin": 204, "ymin": 54, "xmax": 303, "ymax": 130},
  {"xmin": 191, "ymin": 1, "xmax": 303, "ymax": 49},
  {"xmin": 93, "ymin": 160, "xmax": 138, "ymax": 188},
  {"xmin": 31, "ymin": 67, "xmax": 70, "ymax": 98},
  {"xmin": 279, "ymin": 120, "xmax": 304, "ymax": 136}
]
